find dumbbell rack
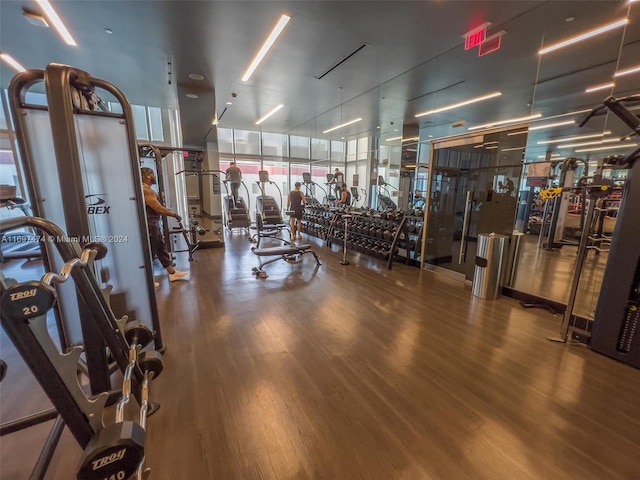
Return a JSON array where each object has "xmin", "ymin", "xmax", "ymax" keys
[
  {"xmin": 393, "ymin": 215, "xmax": 424, "ymax": 266},
  {"xmin": 303, "ymin": 206, "xmax": 409, "ymax": 269},
  {"xmin": 0, "ymin": 216, "xmax": 161, "ymax": 480}
]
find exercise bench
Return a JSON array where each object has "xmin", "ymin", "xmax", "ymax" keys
[{"xmin": 251, "ymin": 243, "xmax": 321, "ymax": 278}]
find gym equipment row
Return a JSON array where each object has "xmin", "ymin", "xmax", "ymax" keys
[
  {"xmin": 574, "ymin": 94, "xmax": 640, "ymax": 368},
  {"xmin": 0, "ymin": 217, "xmax": 163, "ymax": 479}
]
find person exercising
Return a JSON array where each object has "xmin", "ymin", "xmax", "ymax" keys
[
  {"xmin": 140, "ymin": 167, "xmax": 188, "ymax": 283},
  {"xmin": 225, "ymin": 161, "xmax": 242, "ymax": 207},
  {"xmin": 335, "ymin": 184, "xmax": 351, "ymax": 207},
  {"xmin": 287, "ymin": 182, "xmax": 306, "ymax": 241},
  {"xmin": 330, "ymin": 167, "xmax": 344, "ymax": 197}
]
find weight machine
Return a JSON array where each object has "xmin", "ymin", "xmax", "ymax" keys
[
  {"xmin": 577, "ymin": 94, "xmax": 640, "ymax": 368},
  {"xmin": 544, "ymin": 157, "xmax": 589, "ymax": 248},
  {"xmin": 8, "ymin": 63, "xmax": 164, "ymax": 396},
  {"xmin": 0, "ymin": 217, "xmax": 162, "ymax": 480},
  {"xmin": 139, "ymin": 144, "xmax": 206, "ymax": 261}
]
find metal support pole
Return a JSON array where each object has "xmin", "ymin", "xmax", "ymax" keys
[
  {"xmin": 549, "ymin": 197, "xmax": 597, "ymax": 343},
  {"xmin": 340, "ymin": 215, "xmax": 352, "ymax": 265}
]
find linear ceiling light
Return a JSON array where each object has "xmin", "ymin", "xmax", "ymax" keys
[
  {"xmin": 501, "ymin": 146, "xmax": 526, "ymax": 152},
  {"xmin": 558, "ymin": 138, "xmax": 622, "ymax": 148},
  {"xmin": 323, "ymin": 117, "xmax": 362, "ymax": 134},
  {"xmin": 402, "ymin": 136, "xmax": 420, "ymax": 142},
  {"xmin": 468, "ymin": 113, "xmax": 542, "ymax": 131},
  {"xmin": 256, "ymin": 104, "xmax": 284, "ymax": 125},
  {"xmin": 537, "ymin": 131, "xmax": 611, "ymax": 144},
  {"xmin": 415, "ymin": 91, "xmax": 501, "ymax": 117},
  {"xmin": 528, "ymin": 120, "xmax": 575, "ymax": 130},
  {"xmin": 507, "ymin": 130, "xmax": 529, "ymax": 136},
  {"xmin": 538, "ymin": 18, "xmax": 628, "ymax": 55},
  {"xmin": 538, "ymin": 154, "xmax": 562, "ymax": 158},
  {"xmin": 585, "ymin": 82, "xmax": 615, "ymax": 93},
  {"xmin": 385, "ymin": 136, "xmax": 402, "ymax": 142},
  {"xmin": 241, "ymin": 14, "xmax": 290, "ymax": 82},
  {"xmin": 614, "ymin": 64, "xmax": 640, "ymax": 77},
  {"xmin": 0, "ymin": 52, "xmax": 26, "ymax": 72},
  {"xmin": 575, "ymin": 143, "xmax": 635, "ymax": 153},
  {"xmin": 36, "ymin": 0, "xmax": 77, "ymax": 46}
]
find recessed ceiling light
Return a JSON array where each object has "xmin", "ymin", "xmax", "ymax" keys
[
  {"xmin": 186, "ymin": 93, "xmax": 198, "ymax": 99},
  {"xmin": 322, "ymin": 117, "xmax": 362, "ymax": 134},
  {"xmin": 415, "ymin": 91, "xmax": 501, "ymax": 117},
  {"xmin": 538, "ymin": 18, "xmax": 628, "ymax": 55},
  {"xmin": 36, "ymin": 0, "xmax": 77, "ymax": 46},
  {"xmin": 528, "ymin": 120, "xmax": 575, "ymax": 130},
  {"xmin": 0, "ymin": 52, "xmax": 26, "ymax": 72},
  {"xmin": 537, "ymin": 131, "xmax": 612, "ymax": 144},
  {"xmin": 188, "ymin": 73, "xmax": 204, "ymax": 81},
  {"xmin": 557, "ymin": 138, "xmax": 622, "ymax": 148},
  {"xmin": 104, "ymin": 28, "xmax": 113, "ymax": 34},
  {"xmin": 585, "ymin": 82, "xmax": 615, "ymax": 93},
  {"xmin": 565, "ymin": 17, "xmax": 576, "ymax": 22},
  {"xmin": 226, "ymin": 102, "xmax": 233, "ymax": 105},
  {"xmin": 242, "ymin": 14, "xmax": 291, "ymax": 82},
  {"xmin": 256, "ymin": 104, "xmax": 284, "ymax": 125},
  {"xmin": 614, "ymin": 64, "xmax": 640, "ymax": 77},
  {"xmin": 468, "ymin": 114, "xmax": 542, "ymax": 131},
  {"xmin": 575, "ymin": 143, "xmax": 635, "ymax": 153}
]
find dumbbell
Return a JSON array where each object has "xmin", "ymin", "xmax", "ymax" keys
[
  {"xmin": 0, "ymin": 281, "xmax": 56, "ymax": 322},
  {"xmin": 77, "ymin": 325, "xmax": 157, "ymax": 480}
]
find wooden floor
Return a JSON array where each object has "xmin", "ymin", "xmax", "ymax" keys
[{"xmin": 1, "ymin": 232, "xmax": 639, "ymax": 479}]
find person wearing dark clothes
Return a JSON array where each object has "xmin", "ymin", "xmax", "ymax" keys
[
  {"xmin": 330, "ymin": 167, "xmax": 344, "ymax": 197},
  {"xmin": 335, "ymin": 184, "xmax": 351, "ymax": 207},
  {"xmin": 225, "ymin": 161, "xmax": 242, "ymax": 206},
  {"xmin": 141, "ymin": 167, "xmax": 188, "ymax": 283},
  {"xmin": 287, "ymin": 182, "xmax": 306, "ymax": 241}
]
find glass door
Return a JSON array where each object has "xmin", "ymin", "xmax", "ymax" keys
[{"xmin": 425, "ymin": 129, "xmax": 526, "ymax": 280}]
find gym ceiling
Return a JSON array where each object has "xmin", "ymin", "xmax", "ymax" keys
[{"xmin": 1, "ymin": 1, "xmax": 638, "ymax": 157}]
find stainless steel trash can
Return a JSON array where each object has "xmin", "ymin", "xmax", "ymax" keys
[{"xmin": 472, "ymin": 233, "xmax": 509, "ymax": 300}]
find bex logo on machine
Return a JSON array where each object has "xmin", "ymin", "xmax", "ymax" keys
[{"xmin": 85, "ymin": 194, "xmax": 111, "ymax": 214}]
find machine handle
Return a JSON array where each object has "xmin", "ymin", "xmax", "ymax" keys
[{"xmin": 458, "ymin": 191, "xmax": 473, "ymax": 264}]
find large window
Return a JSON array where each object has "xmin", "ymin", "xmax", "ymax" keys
[
  {"xmin": 148, "ymin": 107, "xmax": 164, "ymax": 142},
  {"xmin": 218, "ymin": 128, "xmax": 234, "ymax": 153},
  {"xmin": 290, "ymin": 135, "xmax": 310, "ymax": 159},
  {"xmin": 311, "ymin": 138, "xmax": 329, "ymax": 160},
  {"xmin": 262, "ymin": 132, "xmax": 288, "ymax": 158},
  {"xmin": 330, "ymin": 140, "xmax": 345, "ymax": 163},
  {"xmin": 234, "ymin": 129, "xmax": 261, "ymax": 156}
]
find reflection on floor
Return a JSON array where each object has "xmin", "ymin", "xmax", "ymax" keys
[{"xmin": 511, "ymin": 234, "xmax": 609, "ymax": 318}]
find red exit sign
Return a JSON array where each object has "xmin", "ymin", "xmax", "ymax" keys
[{"xmin": 464, "ymin": 22, "xmax": 491, "ymax": 50}]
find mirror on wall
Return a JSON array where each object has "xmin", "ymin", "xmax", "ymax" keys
[{"xmin": 512, "ymin": 1, "xmax": 635, "ymax": 318}]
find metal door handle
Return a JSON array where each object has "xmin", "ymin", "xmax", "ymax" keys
[{"xmin": 458, "ymin": 191, "xmax": 473, "ymax": 264}]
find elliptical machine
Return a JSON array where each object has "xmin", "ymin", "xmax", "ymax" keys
[
  {"xmin": 252, "ymin": 170, "xmax": 288, "ymax": 245},
  {"xmin": 302, "ymin": 172, "xmax": 326, "ymax": 205},
  {"xmin": 377, "ymin": 176, "xmax": 398, "ymax": 211},
  {"xmin": 222, "ymin": 178, "xmax": 251, "ymax": 233}
]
